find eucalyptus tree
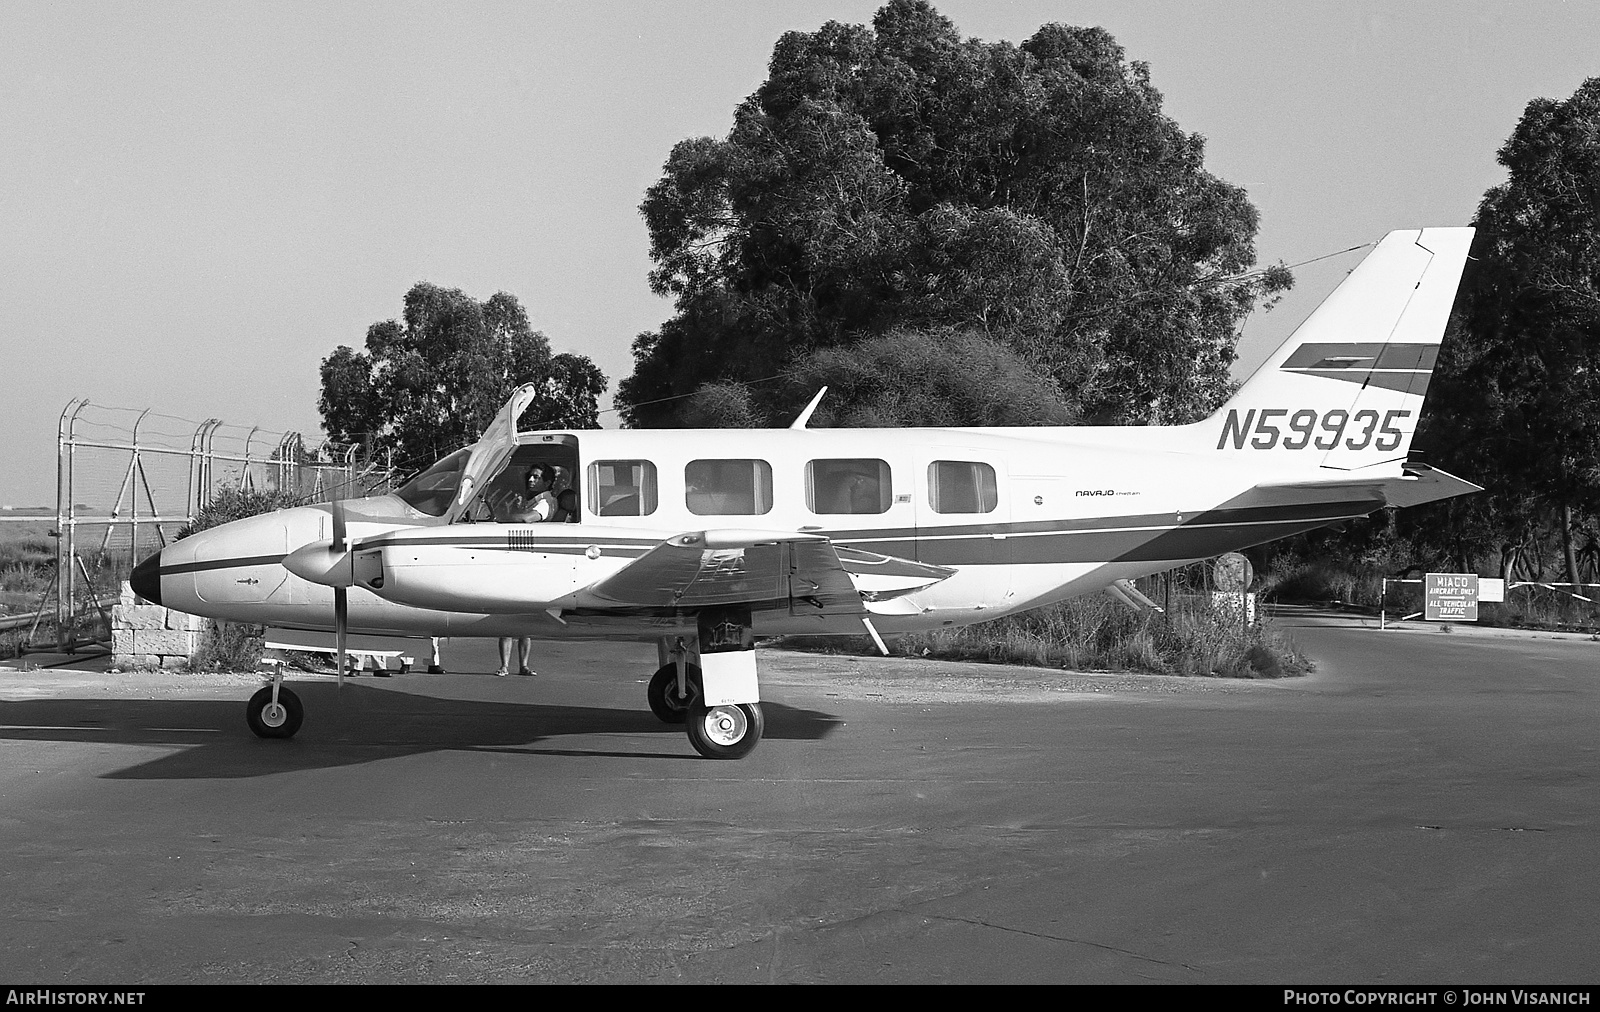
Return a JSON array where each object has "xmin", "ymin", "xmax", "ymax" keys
[
  {"xmin": 319, "ymin": 284, "xmax": 605, "ymax": 472},
  {"xmin": 620, "ymin": 0, "xmax": 1288, "ymax": 428},
  {"xmin": 1414, "ymin": 78, "xmax": 1600, "ymax": 583}
]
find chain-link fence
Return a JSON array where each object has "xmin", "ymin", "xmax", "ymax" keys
[{"xmin": 5, "ymin": 399, "xmax": 398, "ymax": 652}]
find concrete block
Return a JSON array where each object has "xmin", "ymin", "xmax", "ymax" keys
[
  {"xmin": 165, "ymin": 610, "xmax": 204, "ymax": 632},
  {"xmin": 119, "ymin": 581, "xmax": 136, "ymax": 606},
  {"xmin": 158, "ymin": 655, "xmax": 189, "ymax": 670},
  {"xmin": 116, "ymin": 605, "xmax": 168, "ymax": 631},
  {"xmin": 112, "ymin": 629, "xmax": 136, "ymax": 656},
  {"xmin": 132, "ymin": 629, "xmax": 198, "ymax": 655}
]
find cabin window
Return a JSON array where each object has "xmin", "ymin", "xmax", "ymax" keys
[
  {"xmin": 807, "ymin": 458, "xmax": 892, "ymax": 515},
  {"xmin": 685, "ymin": 459, "xmax": 773, "ymax": 515},
  {"xmin": 588, "ymin": 460, "xmax": 658, "ymax": 516},
  {"xmin": 928, "ymin": 460, "xmax": 998, "ymax": 514}
]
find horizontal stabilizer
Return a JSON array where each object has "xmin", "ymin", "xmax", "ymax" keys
[{"xmin": 1234, "ymin": 462, "xmax": 1481, "ymax": 514}]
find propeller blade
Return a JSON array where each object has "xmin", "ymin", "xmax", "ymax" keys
[
  {"xmin": 331, "ymin": 498, "xmax": 346, "ymax": 552},
  {"xmin": 335, "ymin": 585, "xmax": 348, "ymax": 689},
  {"xmin": 333, "ymin": 499, "xmax": 347, "ymax": 687}
]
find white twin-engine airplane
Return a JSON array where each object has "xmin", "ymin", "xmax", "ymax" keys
[{"xmin": 131, "ymin": 227, "xmax": 1480, "ymax": 759}]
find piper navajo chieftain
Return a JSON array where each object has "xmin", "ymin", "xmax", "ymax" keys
[{"xmin": 130, "ymin": 227, "xmax": 1480, "ymax": 759}]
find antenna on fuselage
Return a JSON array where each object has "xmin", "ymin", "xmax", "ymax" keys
[{"xmin": 789, "ymin": 387, "xmax": 828, "ymax": 430}]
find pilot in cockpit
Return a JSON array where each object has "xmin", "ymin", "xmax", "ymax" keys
[
  {"xmin": 495, "ymin": 464, "xmax": 558, "ymax": 524},
  {"xmin": 492, "ymin": 464, "xmax": 558, "ymax": 677}
]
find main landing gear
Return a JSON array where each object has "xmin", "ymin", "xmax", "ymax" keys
[
  {"xmin": 652, "ymin": 628, "xmax": 764, "ymax": 760},
  {"xmin": 647, "ymin": 662, "xmax": 699, "ymax": 724},
  {"xmin": 684, "ymin": 699, "xmax": 765, "ymax": 760}
]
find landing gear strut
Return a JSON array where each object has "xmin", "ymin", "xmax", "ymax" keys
[{"xmin": 647, "ymin": 662, "xmax": 700, "ymax": 724}]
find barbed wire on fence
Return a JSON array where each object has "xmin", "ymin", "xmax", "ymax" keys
[{"xmin": 20, "ymin": 398, "xmax": 402, "ymax": 652}]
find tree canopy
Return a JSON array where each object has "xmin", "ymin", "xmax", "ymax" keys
[
  {"xmin": 619, "ymin": 0, "xmax": 1288, "ymax": 428},
  {"xmin": 318, "ymin": 283, "xmax": 606, "ymax": 471},
  {"xmin": 1412, "ymin": 77, "xmax": 1600, "ymax": 577}
]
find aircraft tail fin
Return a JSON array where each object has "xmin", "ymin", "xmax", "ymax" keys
[{"xmin": 1201, "ymin": 227, "xmax": 1473, "ymax": 469}]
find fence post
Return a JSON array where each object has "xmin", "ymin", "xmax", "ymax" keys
[
  {"xmin": 54, "ymin": 400, "xmax": 78, "ymax": 647},
  {"xmin": 60, "ymin": 399, "xmax": 90, "ymax": 649},
  {"xmin": 130, "ymin": 408, "xmax": 151, "ymax": 575}
]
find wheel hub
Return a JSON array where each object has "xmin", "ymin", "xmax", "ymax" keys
[
  {"xmin": 702, "ymin": 705, "xmax": 747, "ymax": 746},
  {"xmin": 260, "ymin": 703, "xmax": 287, "ymax": 728}
]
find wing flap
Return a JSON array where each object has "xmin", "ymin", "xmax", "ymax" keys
[{"xmin": 834, "ymin": 545, "xmax": 956, "ymax": 599}]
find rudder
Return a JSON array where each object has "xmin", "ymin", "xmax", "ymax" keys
[{"xmin": 1203, "ymin": 227, "xmax": 1473, "ymax": 469}]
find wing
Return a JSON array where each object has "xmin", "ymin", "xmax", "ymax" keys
[{"xmin": 572, "ymin": 529, "xmax": 865, "ymax": 617}]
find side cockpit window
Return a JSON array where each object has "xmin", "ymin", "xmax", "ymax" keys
[
  {"xmin": 393, "ymin": 448, "xmax": 472, "ymax": 518},
  {"xmin": 928, "ymin": 460, "xmax": 998, "ymax": 514},
  {"xmin": 589, "ymin": 460, "xmax": 658, "ymax": 516},
  {"xmin": 807, "ymin": 459, "xmax": 891, "ymax": 515}
]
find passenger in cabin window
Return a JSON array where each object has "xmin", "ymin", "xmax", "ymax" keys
[
  {"xmin": 555, "ymin": 488, "xmax": 579, "ymax": 522},
  {"xmin": 830, "ymin": 470, "xmax": 878, "ymax": 514}
]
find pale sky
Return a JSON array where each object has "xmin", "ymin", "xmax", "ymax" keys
[{"xmin": 3, "ymin": 0, "xmax": 1597, "ymax": 506}]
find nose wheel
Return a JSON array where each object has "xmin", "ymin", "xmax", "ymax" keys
[{"xmin": 246, "ymin": 684, "xmax": 303, "ymax": 739}]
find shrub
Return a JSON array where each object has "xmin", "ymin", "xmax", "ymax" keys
[
  {"xmin": 175, "ymin": 488, "xmax": 302, "ymax": 540},
  {"xmin": 187, "ymin": 621, "xmax": 264, "ymax": 672}
]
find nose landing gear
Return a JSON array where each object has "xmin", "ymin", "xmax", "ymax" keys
[{"xmin": 246, "ymin": 681, "xmax": 303, "ymax": 739}]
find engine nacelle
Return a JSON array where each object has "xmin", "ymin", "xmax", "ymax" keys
[{"xmin": 364, "ymin": 544, "xmax": 589, "ymax": 613}]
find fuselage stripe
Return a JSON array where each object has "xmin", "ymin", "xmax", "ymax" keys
[{"xmin": 157, "ymin": 500, "xmax": 1374, "ymax": 580}]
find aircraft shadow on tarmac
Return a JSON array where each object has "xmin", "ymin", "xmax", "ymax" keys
[{"xmin": 0, "ymin": 682, "xmax": 844, "ymax": 779}]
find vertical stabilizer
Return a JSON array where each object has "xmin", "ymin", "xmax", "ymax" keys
[{"xmin": 1203, "ymin": 227, "xmax": 1473, "ymax": 469}]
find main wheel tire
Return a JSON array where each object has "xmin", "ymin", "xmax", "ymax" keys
[
  {"xmin": 685, "ymin": 700, "xmax": 764, "ymax": 760},
  {"xmin": 647, "ymin": 662, "xmax": 700, "ymax": 724},
  {"xmin": 246, "ymin": 686, "xmax": 303, "ymax": 739}
]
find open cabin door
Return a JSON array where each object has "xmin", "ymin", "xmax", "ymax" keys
[{"xmin": 444, "ymin": 384, "xmax": 537, "ymax": 525}]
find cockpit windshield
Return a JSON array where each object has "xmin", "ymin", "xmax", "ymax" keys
[{"xmin": 393, "ymin": 448, "xmax": 471, "ymax": 518}]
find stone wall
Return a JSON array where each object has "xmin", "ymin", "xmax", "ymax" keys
[{"xmin": 112, "ymin": 581, "xmax": 206, "ymax": 669}]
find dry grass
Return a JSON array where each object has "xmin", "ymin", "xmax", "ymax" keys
[
  {"xmin": 0, "ymin": 522, "xmax": 127, "ymax": 657},
  {"xmin": 783, "ymin": 594, "xmax": 1310, "ymax": 679},
  {"xmin": 0, "ymin": 527, "xmax": 56, "ymax": 613}
]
